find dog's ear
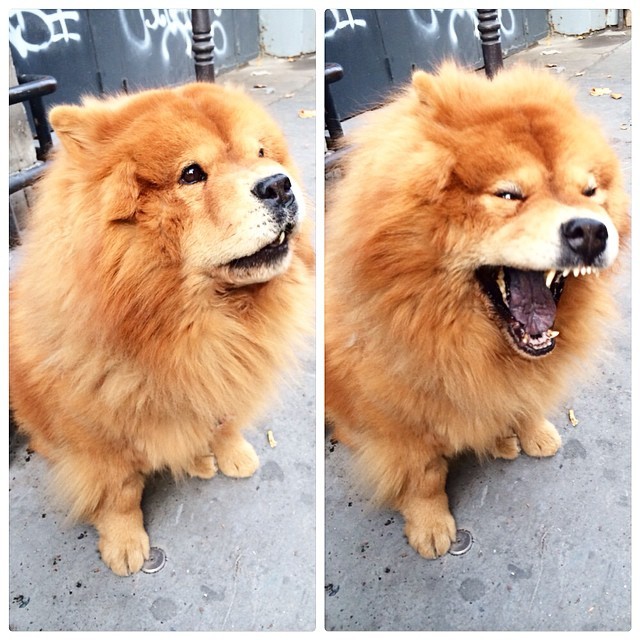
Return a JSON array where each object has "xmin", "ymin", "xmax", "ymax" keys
[
  {"xmin": 49, "ymin": 104, "xmax": 109, "ymax": 158},
  {"xmin": 100, "ymin": 161, "xmax": 139, "ymax": 223},
  {"xmin": 50, "ymin": 104, "xmax": 138, "ymax": 222},
  {"xmin": 411, "ymin": 69, "xmax": 436, "ymax": 106}
]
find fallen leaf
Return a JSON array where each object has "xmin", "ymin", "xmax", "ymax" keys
[
  {"xmin": 541, "ymin": 49, "xmax": 561, "ymax": 55},
  {"xmin": 610, "ymin": 92, "xmax": 623, "ymax": 100},
  {"xmin": 568, "ymin": 408, "xmax": 579, "ymax": 427},
  {"xmin": 545, "ymin": 63, "xmax": 558, "ymax": 68},
  {"xmin": 574, "ymin": 71, "xmax": 585, "ymax": 77},
  {"xmin": 589, "ymin": 87, "xmax": 611, "ymax": 96},
  {"xmin": 253, "ymin": 84, "xmax": 267, "ymax": 89},
  {"xmin": 298, "ymin": 109, "xmax": 316, "ymax": 119},
  {"xmin": 250, "ymin": 70, "xmax": 271, "ymax": 76},
  {"xmin": 284, "ymin": 92, "xmax": 295, "ymax": 99},
  {"xmin": 267, "ymin": 429, "xmax": 277, "ymax": 448}
]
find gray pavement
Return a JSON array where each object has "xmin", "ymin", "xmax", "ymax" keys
[
  {"xmin": 9, "ymin": 54, "xmax": 316, "ymax": 632},
  {"xmin": 324, "ymin": 31, "xmax": 632, "ymax": 632}
]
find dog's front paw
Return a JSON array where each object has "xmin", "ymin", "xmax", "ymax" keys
[
  {"xmin": 518, "ymin": 418, "xmax": 561, "ymax": 457},
  {"xmin": 402, "ymin": 498, "xmax": 456, "ymax": 559},
  {"xmin": 490, "ymin": 434, "xmax": 521, "ymax": 460},
  {"xmin": 98, "ymin": 523, "xmax": 150, "ymax": 576},
  {"xmin": 214, "ymin": 436, "xmax": 259, "ymax": 478},
  {"xmin": 187, "ymin": 455, "xmax": 217, "ymax": 479}
]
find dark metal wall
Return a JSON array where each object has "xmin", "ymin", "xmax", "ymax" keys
[
  {"xmin": 325, "ymin": 9, "xmax": 549, "ymax": 120},
  {"xmin": 9, "ymin": 9, "xmax": 260, "ymax": 108}
]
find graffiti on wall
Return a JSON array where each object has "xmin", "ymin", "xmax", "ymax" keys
[
  {"xmin": 9, "ymin": 9, "xmax": 81, "ymax": 58},
  {"xmin": 118, "ymin": 9, "xmax": 228, "ymax": 62},
  {"xmin": 324, "ymin": 9, "xmax": 367, "ymax": 39},
  {"xmin": 9, "ymin": 8, "xmax": 229, "ymax": 63},
  {"xmin": 324, "ymin": 9, "xmax": 548, "ymax": 120},
  {"xmin": 406, "ymin": 9, "xmax": 517, "ymax": 46},
  {"xmin": 325, "ymin": 8, "xmax": 518, "ymax": 46}
]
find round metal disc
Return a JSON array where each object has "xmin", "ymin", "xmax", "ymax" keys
[
  {"xmin": 141, "ymin": 546, "xmax": 166, "ymax": 574},
  {"xmin": 449, "ymin": 529, "xmax": 473, "ymax": 556}
]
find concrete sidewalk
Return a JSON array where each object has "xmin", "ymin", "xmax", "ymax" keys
[
  {"xmin": 8, "ymin": 54, "xmax": 316, "ymax": 632},
  {"xmin": 324, "ymin": 30, "xmax": 632, "ymax": 632}
]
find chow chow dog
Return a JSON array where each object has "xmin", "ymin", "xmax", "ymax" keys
[
  {"xmin": 10, "ymin": 82, "xmax": 314, "ymax": 575},
  {"xmin": 325, "ymin": 63, "xmax": 628, "ymax": 558}
]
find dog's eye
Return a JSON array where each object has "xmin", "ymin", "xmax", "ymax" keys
[
  {"xmin": 583, "ymin": 185, "xmax": 597, "ymax": 197},
  {"xmin": 495, "ymin": 190, "xmax": 523, "ymax": 201},
  {"xmin": 258, "ymin": 148, "xmax": 265, "ymax": 158},
  {"xmin": 180, "ymin": 163, "xmax": 207, "ymax": 185}
]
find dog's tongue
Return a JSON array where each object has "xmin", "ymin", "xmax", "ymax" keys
[{"xmin": 507, "ymin": 268, "xmax": 556, "ymax": 336}]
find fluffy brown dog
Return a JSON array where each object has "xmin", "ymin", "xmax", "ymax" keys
[
  {"xmin": 325, "ymin": 64, "xmax": 628, "ymax": 558},
  {"xmin": 10, "ymin": 82, "xmax": 314, "ymax": 575}
]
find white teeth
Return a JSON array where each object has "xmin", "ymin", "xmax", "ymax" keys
[
  {"xmin": 277, "ymin": 231, "xmax": 285, "ymax": 245},
  {"xmin": 547, "ymin": 329, "xmax": 560, "ymax": 339},
  {"xmin": 497, "ymin": 267, "xmax": 507, "ymax": 301},
  {"xmin": 560, "ymin": 266, "xmax": 599, "ymax": 278},
  {"xmin": 545, "ymin": 269, "xmax": 556, "ymax": 288}
]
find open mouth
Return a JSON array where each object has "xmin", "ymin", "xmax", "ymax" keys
[
  {"xmin": 227, "ymin": 226, "xmax": 293, "ymax": 271},
  {"xmin": 475, "ymin": 265, "xmax": 598, "ymax": 357}
]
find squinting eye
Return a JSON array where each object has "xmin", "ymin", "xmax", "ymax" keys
[
  {"xmin": 258, "ymin": 148, "xmax": 265, "ymax": 158},
  {"xmin": 583, "ymin": 185, "xmax": 597, "ymax": 197},
  {"xmin": 180, "ymin": 163, "xmax": 207, "ymax": 185},
  {"xmin": 495, "ymin": 190, "xmax": 523, "ymax": 201}
]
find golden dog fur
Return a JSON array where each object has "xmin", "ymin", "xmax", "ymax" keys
[
  {"xmin": 10, "ymin": 82, "xmax": 314, "ymax": 575},
  {"xmin": 325, "ymin": 64, "xmax": 629, "ymax": 558}
]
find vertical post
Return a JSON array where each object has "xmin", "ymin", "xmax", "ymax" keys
[
  {"xmin": 325, "ymin": 63, "xmax": 344, "ymax": 150},
  {"xmin": 191, "ymin": 9, "xmax": 215, "ymax": 82},
  {"xmin": 477, "ymin": 9, "xmax": 503, "ymax": 79}
]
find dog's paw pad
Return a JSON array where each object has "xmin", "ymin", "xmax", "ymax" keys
[{"xmin": 519, "ymin": 418, "xmax": 561, "ymax": 457}]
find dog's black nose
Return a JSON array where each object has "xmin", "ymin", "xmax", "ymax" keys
[
  {"xmin": 561, "ymin": 217, "xmax": 608, "ymax": 263},
  {"xmin": 251, "ymin": 173, "xmax": 294, "ymax": 207}
]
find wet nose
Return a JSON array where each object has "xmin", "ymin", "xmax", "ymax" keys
[
  {"xmin": 251, "ymin": 173, "xmax": 294, "ymax": 207},
  {"xmin": 561, "ymin": 217, "xmax": 608, "ymax": 263}
]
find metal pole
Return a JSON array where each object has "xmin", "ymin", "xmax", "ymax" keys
[
  {"xmin": 191, "ymin": 9, "xmax": 215, "ymax": 82},
  {"xmin": 477, "ymin": 9, "xmax": 503, "ymax": 79}
]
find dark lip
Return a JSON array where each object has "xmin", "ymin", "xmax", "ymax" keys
[
  {"xmin": 226, "ymin": 224, "xmax": 295, "ymax": 271},
  {"xmin": 475, "ymin": 266, "xmax": 566, "ymax": 357}
]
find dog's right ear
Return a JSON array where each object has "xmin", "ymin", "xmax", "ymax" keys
[
  {"xmin": 411, "ymin": 69, "xmax": 436, "ymax": 106},
  {"xmin": 49, "ymin": 104, "xmax": 110, "ymax": 160}
]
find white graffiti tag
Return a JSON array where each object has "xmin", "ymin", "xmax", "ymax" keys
[
  {"xmin": 119, "ymin": 9, "xmax": 192, "ymax": 61},
  {"xmin": 408, "ymin": 9, "xmax": 516, "ymax": 47},
  {"xmin": 118, "ymin": 9, "xmax": 228, "ymax": 63},
  {"xmin": 325, "ymin": 9, "xmax": 367, "ymax": 39},
  {"xmin": 9, "ymin": 9, "xmax": 81, "ymax": 59}
]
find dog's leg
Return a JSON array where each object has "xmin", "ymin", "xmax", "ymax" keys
[
  {"xmin": 211, "ymin": 422, "xmax": 259, "ymax": 478},
  {"xmin": 90, "ymin": 471, "xmax": 149, "ymax": 576},
  {"xmin": 515, "ymin": 417, "xmax": 562, "ymax": 457},
  {"xmin": 352, "ymin": 427, "xmax": 456, "ymax": 558},
  {"xmin": 397, "ymin": 455, "xmax": 457, "ymax": 559}
]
